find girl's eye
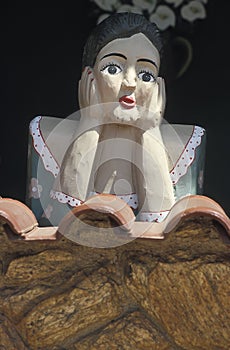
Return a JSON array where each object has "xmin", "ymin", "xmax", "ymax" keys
[
  {"xmin": 101, "ymin": 64, "xmax": 122, "ymax": 75},
  {"xmin": 138, "ymin": 71, "xmax": 156, "ymax": 82}
]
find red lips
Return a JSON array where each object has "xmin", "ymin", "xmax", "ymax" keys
[{"xmin": 119, "ymin": 95, "xmax": 136, "ymax": 109}]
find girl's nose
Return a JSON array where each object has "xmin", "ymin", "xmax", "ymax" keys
[{"xmin": 122, "ymin": 68, "xmax": 137, "ymax": 89}]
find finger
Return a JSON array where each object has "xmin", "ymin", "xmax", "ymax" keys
[
  {"xmin": 82, "ymin": 67, "xmax": 91, "ymax": 106},
  {"xmin": 78, "ymin": 67, "xmax": 88, "ymax": 108},
  {"xmin": 90, "ymin": 78, "xmax": 97, "ymax": 106},
  {"xmin": 157, "ymin": 77, "xmax": 163, "ymax": 108},
  {"xmin": 78, "ymin": 80, "xmax": 86, "ymax": 109},
  {"xmin": 86, "ymin": 68, "xmax": 94, "ymax": 106},
  {"xmin": 79, "ymin": 66, "xmax": 94, "ymax": 108},
  {"xmin": 157, "ymin": 77, "xmax": 166, "ymax": 116}
]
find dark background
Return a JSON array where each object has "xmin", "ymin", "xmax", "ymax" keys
[{"xmin": 1, "ymin": 1, "xmax": 230, "ymax": 215}]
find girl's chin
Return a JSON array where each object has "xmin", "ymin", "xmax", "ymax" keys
[{"xmin": 112, "ymin": 104, "xmax": 141, "ymax": 123}]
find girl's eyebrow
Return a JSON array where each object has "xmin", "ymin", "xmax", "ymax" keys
[
  {"xmin": 137, "ymin": 58, "xmax": 158, "ymax": 69},
  {"xmin": 100, "ymin": 53, "xmax": 127, "ymax": 61},
  {"xmin": 99, "ymin": 54, "xmax": 158, "ymax": 69}
]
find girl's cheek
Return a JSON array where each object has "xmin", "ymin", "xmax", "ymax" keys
[{"xmin": 105, "ymin": 77, "xmax": 121, "ymax": 94}]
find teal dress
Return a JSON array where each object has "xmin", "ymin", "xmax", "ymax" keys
[{"xmin": 26, "ymin": 115, "xmax": 206, "ymax": 226}]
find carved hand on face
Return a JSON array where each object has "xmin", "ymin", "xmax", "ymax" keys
[
  {"xmin": 78, "ymin": 66, "xmax": 100, "ymax": 110},
  {"xmin": 136, "ymin": 76, "xmax": 166, "ymax": 129}
]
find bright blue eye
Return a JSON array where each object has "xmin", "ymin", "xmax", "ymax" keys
[
  {"xmin": 138, "ymin": 71, "xmax": 156, "ymax": 82},
  {"xmin": 108, "ymin": 66, "xmax": 117, "ymax": 74},
  {"xmin": 101, "ymin": 64, "xmax": 122, "ymax": 75}
]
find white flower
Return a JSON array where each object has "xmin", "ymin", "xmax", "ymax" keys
[
  {"xmin": 181, "ymin": 1, "xmax": 206, "ymax": 22},
  {"xmin": 97, "ymin": 13, "xmax": 110, "ymax": 24},
  {"xmin": 93, "ymin": 0, "xmax": 120, "ymax": 12},
  {"xmin": 116, "ymin": 4, "xmax": 143, "ymax": 15},
  {"xmin": 164, "ymin": 0, "xmax": 184, "ymax": 8},
  {"xmin": 150, "ymin": 5, "xmax": 176, "ymax": 30},
  {"xmin": 132, "ymin": 0, "xmax": 157, "ymax": 13},
  {"xmin": 29, "ymin": 178, "xmax": 43, "ymax": 199}
]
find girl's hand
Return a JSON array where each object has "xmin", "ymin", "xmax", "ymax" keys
[
  {"xmin": 78, "ymin": 66, "xmax": 100, "ymax": 109},
  {"xmin": 137, "ymin": 77, "xmax": 166, "ymax": 130}
]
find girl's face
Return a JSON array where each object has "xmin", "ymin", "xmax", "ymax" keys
[{"xmin": 93, "ymin": 33, "xmax": 160, "ymax": 113}]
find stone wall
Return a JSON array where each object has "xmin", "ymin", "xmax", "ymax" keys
[{"xmin": 0, "ymin": 218, "xmax": 229, "ymax": 349}]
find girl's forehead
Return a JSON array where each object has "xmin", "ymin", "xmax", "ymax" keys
[{"xmin": 95, "ymin": 33, "xmax": 160, "ymax": 65}]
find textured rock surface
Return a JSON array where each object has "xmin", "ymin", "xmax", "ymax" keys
[{"xmin": 0, "ymin": 217, "xmax": 230, "ymax": 349}]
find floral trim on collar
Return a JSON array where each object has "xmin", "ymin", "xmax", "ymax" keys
[
  {"xmin": 139, "ymin": 210, "xmax": 169, "ymax": 223},
  {"xmin": 170, "ymin": 125, "xmax": 205, "ymax": 185},
  {"xmin": 30, "ymin": 116, "xmax": 60, "ymax": 178},
  {"xmin": 50, "ymin": 190, "xmax": 82, "ymax": 207}
]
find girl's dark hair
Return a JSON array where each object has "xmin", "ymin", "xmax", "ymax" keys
[{"xmin": 82, "ymin": 12, "xmax": 163, "ymax": 69}]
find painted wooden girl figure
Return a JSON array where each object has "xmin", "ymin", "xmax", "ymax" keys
[
  {"xmin": 28, "ymin": 12, "xmax": 205, "ymax": 225},
  {"xmin": 57, "ymin": 12, "xmax": 175, "ymax": 219}
]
